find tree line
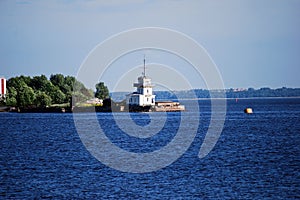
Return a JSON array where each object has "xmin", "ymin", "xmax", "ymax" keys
[
  {"xmin": 225, "ymin": 87, "xmax": 300, "ymax": 98},
  {"xmin": 4, "ymin": 74, "xmax": 110, "ymax": 108},
  {"xmin": 153, "ymin": 87, "xmax": 300, "ymax": 100}
]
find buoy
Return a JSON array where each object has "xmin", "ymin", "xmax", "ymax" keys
[{"xmin": 244, "ymin": 108, "xmax": 253, "ymax": 114}]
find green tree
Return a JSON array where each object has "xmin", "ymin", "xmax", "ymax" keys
[
  {"xmin": 64, "ymin": 76, "xmax": 76, "ymax": 94},
  {"xmin": 6, "ymin": 87, "xmax": 17, "ymax": 106},
  {"xmin": 7, "ymin": 77, "xmax": 35, "ymax": 107},
  {"xmin": 64, "ymin": 76, "xmax": 75, "ymax": 87},
  {"xmin": 35, "ymin": 91, "xmax": 52, "ymax": 107},
  {"xmin": 17, "ymin": 81, "xmax": 35, "ymax": 107},
  {"xmin": 71, "ymin": 79, "xmax": 94, "ymax": 105},
  {"xmin": 6, "ymin": 74, "xmax": 94, "ymax": 108},
  {"xmin": 49, "ymin": 86, "xmax": 66, "ymax": 104},
  {"xmin": 50, "ymin": 74, "xmax": 65, "ymax": 89},
  {"xmin": 95, "ymin": 82, "xmax": 109, "ymax": 100},
  {"xmin": 19, "ymin": 75, "xmax": 31, "ymax": 85},
  {"xmin": 29, "ymin": 75, "xmax": 53, "ymax": 92},
  {"xmin": 7, "ymin": 76, "xmax": 23, "ymax": 89}
]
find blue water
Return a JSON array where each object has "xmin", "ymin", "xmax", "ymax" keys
[{"xmin": 1, "ymin": 98, "xmax": 299, "ymax": 199}]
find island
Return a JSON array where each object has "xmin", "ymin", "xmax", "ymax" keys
[{"xmin": 1, "ymin": 73, "xmax": 300, "ymax": 113}]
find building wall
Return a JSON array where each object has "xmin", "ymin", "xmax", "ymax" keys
[
  {"xmin": 140, "ymin": 95, "xmax": 155, "ymax": 106},
  {"xmin": 142, "ymin": 87, "xmax": 152, "ymax": 95},
  {"xmin": 126, "ymin": 95, "xmax": 140, "ymax": 105},
  {"xmin": 127, "ymin": 94, "xmax": 155, "ymax": 106},
  {"xmin": 0, "ymin": 78, "xmax": 6, "ymax": 98}
]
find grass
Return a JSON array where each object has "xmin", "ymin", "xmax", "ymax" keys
[{"xmin": 50, "ymin": 103, "xmax": 70, "ymax": 108}]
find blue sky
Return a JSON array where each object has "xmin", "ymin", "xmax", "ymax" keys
[{"xmin": 0, "ymin": 0, "xmax": 299, "ymax": 91}]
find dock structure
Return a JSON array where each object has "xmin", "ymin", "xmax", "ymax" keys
[{"xmin": 155, "ymin": 101, "xmax": 185, "ymax": 112}]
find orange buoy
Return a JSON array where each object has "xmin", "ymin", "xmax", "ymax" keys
[{"xmin": 244, "ymin": 108, "xmax": 253, "ymax": 114}]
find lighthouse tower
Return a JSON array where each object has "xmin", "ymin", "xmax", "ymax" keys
[{"xmin": 126, "ymin": 57, "xmax": 155, "ymax": 111}]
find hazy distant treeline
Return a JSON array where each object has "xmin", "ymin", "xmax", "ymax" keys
[
  {"xmin": 225, "ymin": 87, "xmax": 300, "ymax": 98},
  {"xmin": 111, "ymin": 87, "xmax": 300, "ymax": 101},
  {"xmin": 155, "ymin": 87, "xmax": 300, "ymax": 100}
]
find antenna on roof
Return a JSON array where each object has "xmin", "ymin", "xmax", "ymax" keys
[{"xmin": 143, "ymin": 54, "xmax": 146, "ymax": 77}]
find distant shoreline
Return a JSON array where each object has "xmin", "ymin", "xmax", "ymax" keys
[{"xmin": 177, "ymin": 96, "xmax": 300, "ymax": 101}]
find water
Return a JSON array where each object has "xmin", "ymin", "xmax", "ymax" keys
[{"xmin": 0, "ymin": 98, "xmax": 299, "ymax": 199}]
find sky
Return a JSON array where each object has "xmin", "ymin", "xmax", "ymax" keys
[{"xmin": 0, "ymin": 0, "xmax": 299, "ymax": 91}]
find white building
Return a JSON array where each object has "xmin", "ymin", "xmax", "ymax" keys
[
  {"xmin": 126, "ymin": 58, "xmax": 155, "ymax": 108},
  {"xmin": 0, "ymin": 77, "xmax": 6, "ymax": 99}
]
